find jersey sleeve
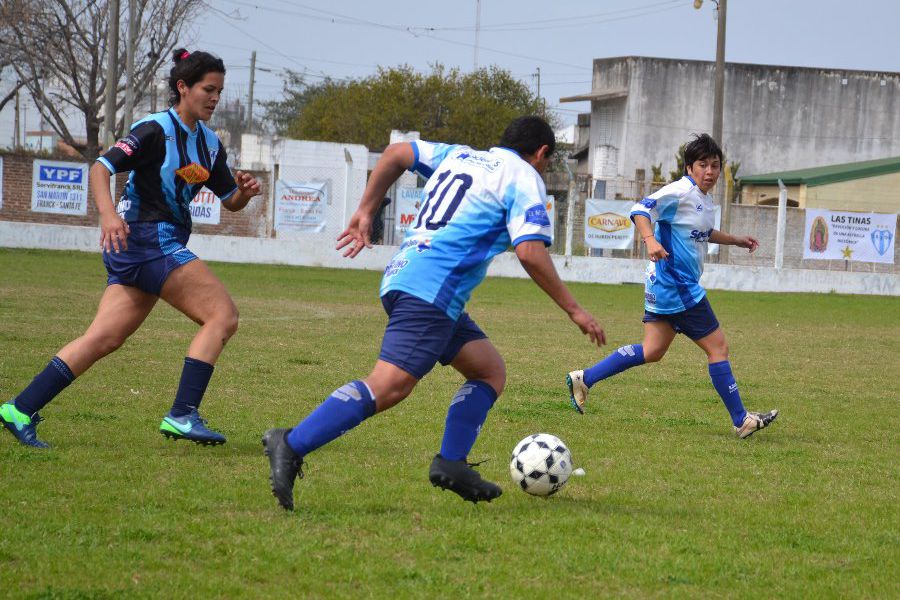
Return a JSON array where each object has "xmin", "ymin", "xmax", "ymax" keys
[
  {"xmin": 96, "ymin": 121, "xmax": 164, "ymax": 174},
  {"xmin": 409, "ymin": 140, "xmax": 460, "ymax": 179},
  {"xmin": 630, "ymin": 190, "xmax": 680, "ymax": 225},
  {"xmin": 205, "ymin": 144, "xmax": 238, "ymax": 201},
  {"xmin": 505, "ymin": 170, "xmax": 552, "ymax": 247}
]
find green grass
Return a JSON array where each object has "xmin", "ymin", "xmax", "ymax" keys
[{"xmin": 0, "ymin": 248, "xmax": 898, "ymax": 599}]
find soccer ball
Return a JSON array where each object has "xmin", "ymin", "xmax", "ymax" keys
[{"xmin": 509, "ymin": 433, "xmax": 573, "ymax": 496}]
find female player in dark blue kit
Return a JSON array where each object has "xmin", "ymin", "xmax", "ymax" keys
[{"xmin": 1, "ymin": 49, "xmax": 261, "ymax": 448}]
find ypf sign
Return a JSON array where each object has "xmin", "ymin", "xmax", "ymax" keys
[{"xmin": 31, "ymin": 159, "xmax": 89, "ymax": 215}]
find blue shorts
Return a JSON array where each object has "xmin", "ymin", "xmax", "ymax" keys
[
  {"xmin": 642, "ymin": 296, "xmax": 720, "ymax": 341},
  {"xmin": 378, "ymin": 290, "xmax": 487, "ymax": 379},
  {"xmin": 102, "ymin": 221, "xmax": 198, "ymax": 296}
]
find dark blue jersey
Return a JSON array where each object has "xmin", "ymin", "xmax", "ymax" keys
[{"xmin": 97, "ymin": 108, "xmax": 238, "ymax": 230}]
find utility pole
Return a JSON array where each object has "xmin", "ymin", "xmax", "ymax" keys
[
  {"xmin": 104, "ymin": 0, "xmax": 120, "ymax": 150},
  {"xmin": 123, "ymin": 0, "xmax": 137, "ymax": 130},
  {"xmin": 13, "ymin": 85, "xmax": 20, "ymax": 148},
  {"xmin": 474, "ymin": 0, "xmax": 481, "ymax": 70},
  {"xmin": 247, "ymin": 50, "xmax": 256, "ymax": 132},
  {"xmin": 712, "ymin": 0, "xmax": 729, "ymax": 260}
]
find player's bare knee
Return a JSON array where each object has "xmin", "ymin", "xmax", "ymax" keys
[{"xmin": 643, "ymin": 347, "xmax": 666, "ymax": 363}]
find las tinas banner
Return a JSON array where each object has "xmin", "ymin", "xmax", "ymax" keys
[{"xmin": 803, "ymin": 209, "xmax": 896, "ymax": 264}]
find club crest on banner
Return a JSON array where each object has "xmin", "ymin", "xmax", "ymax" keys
[{"xmin": 870, "ymin": 229, "xmax": 892, "ymax": 256}]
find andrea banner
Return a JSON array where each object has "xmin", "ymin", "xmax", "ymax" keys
[
  {"xmin": 584, "ymin": 199, "xmax": 634, "ymax": 249},
  {"xmin": 803, "ymin": 209, "xmax": 896, "ymax": 264},
  {"xmin": 274, "ymin": 180, "xmax": 328, "ymax": 233}
]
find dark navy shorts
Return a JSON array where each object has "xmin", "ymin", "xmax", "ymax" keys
[
  {"xmin": 642, "ymin": 295, "xmax": 720, "ymax": 341},
  {"xmin": 102, "ymin": 221, "xmax": 198, "ymax": 296},
  {"xmin": 378, "ymin": 290, "xmax": 488, "ymax": 379}
]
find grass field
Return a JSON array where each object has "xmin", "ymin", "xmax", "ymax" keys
[{"xmin": 0, "ymin": 248, "xmax": 897, "ymax": 599}]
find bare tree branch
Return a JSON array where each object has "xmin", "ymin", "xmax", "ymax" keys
[{"xmin": 0, "ymin": 0, "xmax": 202, "ymax": 158}]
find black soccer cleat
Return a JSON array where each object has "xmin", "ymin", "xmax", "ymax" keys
[
  {"xmin": 262, "ymin": 428, "xmax": 304, "ymax": 511},
  {"xmin": 429, "ymin": 454, "xmax": 502, "ymax": 503}
]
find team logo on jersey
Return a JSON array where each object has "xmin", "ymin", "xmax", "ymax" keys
[
  {"xmin": 696, "ymin": 203, "xmax": 703, "ymax": 213},
  {"xmin": 588, "ymin": 212, "xmax": 630, "ymax": 233},
  {"xmin": 525, "ymin": 204, "xmax": 551, "ymax": 227},
  {"xmin": 690, "ymin": 228, "xmax": 713, "ymax": 243},
  {"xmin": 175, "ymin": 162, "xmax": 210, "ymax": 185},
  {"xmin": 455, "ymin": 152, "xmax": 501, "ymax": 172},
  {"xmin": 384, "ymin": 258, "xmax": 408, "ymax": 277},
  {"xmin": 114, "ymin": 133, "xmax": 140, "ymax": 156},
  {"xmin": 208, "ymin": 149, "xmax": 219, "ymax": 164}
]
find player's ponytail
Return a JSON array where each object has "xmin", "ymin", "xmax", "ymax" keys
[{"xmin": 168, "ymin": 48, "xmax": 226, "ymax": 106}]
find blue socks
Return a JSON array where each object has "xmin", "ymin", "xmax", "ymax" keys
[
  {"xmin": 583, "ymin": 344, "xmax": 645, "ymax": 387},
  {"xmin": 440, "ymin": 380, "xmax": 498, "ymax": 461},
  {"xmin": 286, "ymin": 381, "xmax": 376, "ymax": 457},
  {"xmin": 169, "ymin": 357, "xmax": 215, "ymax": 417},
  {"xmin": 708, "ymin": 360, "xmax": 747, "ymax": 427},
  {"xmin": 13, "ymin": 356, "xmax": 76, "ymax": 416}
]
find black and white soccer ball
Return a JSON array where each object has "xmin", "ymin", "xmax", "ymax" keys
[{"xmin": 509, "ymin": 433, "xmax": 573, "ymax": 496}]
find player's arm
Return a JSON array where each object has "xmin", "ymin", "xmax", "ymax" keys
[
  {"xmin": 632, "ymin": 215, "xmax": 668, "ymax": 262},
  {"xmin": 337, "ymin": 142, "xmax": 415, "ymax": 258},
  {"xmin": 514, "ymin": 240, "xmax": 606, "ymax": 347},
  {"xmin": 89, "ymin": 161, "xmax": 130, "ymax": 254},
  {"xmin": 709, "ymin": 229, "xmax": 759, "ymax": 252}
]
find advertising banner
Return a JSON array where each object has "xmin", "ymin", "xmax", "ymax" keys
[
  {"xmin": 190, "ymin": 187, "xmax": 222, "ymax": 225},
  {"xmin": 546, "ymin": 195, "xmax": 556, "ymax": 243},
  {"xmin": 584, "ymin": 199, "xmax": 634, "ymax": 249},
  {"xmin": 395, "ymin": 186, "xmax": 422, "ymax": 240},
  {"xmin": 803, "ymin": 209, "xmax": 896, "ymax": 263},
  {"xmin": 31, "ymin": 159, "xmax": 88, "ymax": 215},
  {"xmin": 274, "ymin": 180, "xmax": 328, "ymax": 233}
]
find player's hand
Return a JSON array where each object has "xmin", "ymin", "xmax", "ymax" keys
[
  {"xmin": 646, "ymin": 238, "xmax": 669, "ymax": 262},
  {"xmin": 234, "ymin": 170, "xmax": 261, "ymax": 199},
  {"xmin": 734, "ymin": 235, "xmax": 759, "ymax": 253},
  {"xmin": 100, "ymin": 212, "xmax": 130, "ymax": 254},
  {"xmin": 336, "ymin": 211, "xmax": 373, "ymax": 258},
  {"xmin": 569, "ymin": 307, "xmax": 606, "ymax": 347}
]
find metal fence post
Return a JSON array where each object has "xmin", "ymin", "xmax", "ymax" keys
[
  {"xmin": 775, "ymin": 178, "xmax": 787, "ymax": 269},
  {"xmin": 564, "ymin": 160, "xmax": 577, "ymax": 265}
]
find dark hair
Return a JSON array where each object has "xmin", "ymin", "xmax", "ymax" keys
[
  {"xmin": 498, "ymin": 116, "xmax": 555, "ymax": 157},
  {"xmin": 168, "ymin": 48, "xmax": 226, "ymax": 106},
  {"xmin": 683, "ymin": 133, "xmax": 723, "ymax": 172}
]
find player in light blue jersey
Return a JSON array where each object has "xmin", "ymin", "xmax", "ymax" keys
[
  {"xmin": 566, "ymin": 134, "xmax": 778, "ymax": 439},
  {"xmin": 264, "ymin": 116, "xmax": 606, "ymax": 510}
]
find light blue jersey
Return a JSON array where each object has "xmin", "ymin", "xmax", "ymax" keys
[
  {"xmin": 380, "ymin": 141, "xmax": 552, "ymax": 320},
  {"xmin": 630, "ymin": 176, "xmax": 717, "ymax": 314}
]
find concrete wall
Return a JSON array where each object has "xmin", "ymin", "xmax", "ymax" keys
[
  {"xmin": 2, "ymin": 222, "xmax": 896, "ymax": 296},
  {"xmin": 586, "ymin": 57, "xmax": 900, "ymax": 186}
]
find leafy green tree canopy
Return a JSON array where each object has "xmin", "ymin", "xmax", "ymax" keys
[{"xmin": 265, "ymin": 64, "xmax": 546, "ymax": 150}]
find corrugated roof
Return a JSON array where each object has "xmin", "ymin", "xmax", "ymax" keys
[{"xmin": 739, "ymin": 156, "xmax": 900, "ymax": 187}]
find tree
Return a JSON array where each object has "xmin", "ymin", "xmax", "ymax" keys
[
  {"xmin": 0, "ymin": 0, "xmax": 202, "ymax": 159},
  {"xmin": 266, "ymin": 64, "xmax": 546, "ymax": 150}
]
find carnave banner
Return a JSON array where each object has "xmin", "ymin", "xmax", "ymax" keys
[
  {"xmin": 584, "ymin": 199, "xmax": 634, "ymax": 249},
  {"xmin": 803, "ymin": 209, "xmax": 896, "ymax": 264}
]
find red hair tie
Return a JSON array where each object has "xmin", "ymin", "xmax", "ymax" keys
[{"xmin": 180, "ymin": 51, "xmax": 190, "ymax": 60}]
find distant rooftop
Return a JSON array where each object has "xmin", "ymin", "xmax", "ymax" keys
[{"xmin": 739, "ymin": 156, "xmax": 900, "ymax": 187}]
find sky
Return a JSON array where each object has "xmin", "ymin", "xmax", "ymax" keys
[{"xmin": 2, "ymin": 0, "xmax": 899, "ymax": 147}]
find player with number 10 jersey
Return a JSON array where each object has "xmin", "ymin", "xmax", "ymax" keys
[
  {"xmin": 381, "ymin": 140, "xmax": 553, "ymax": 319},
  {"xmin": 263, "ymin": 116, "xmax": 606, "ymax": 511}
]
